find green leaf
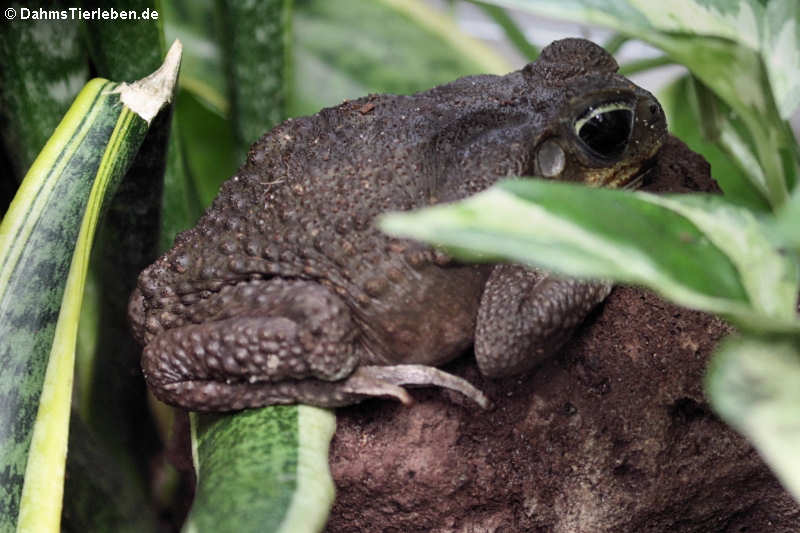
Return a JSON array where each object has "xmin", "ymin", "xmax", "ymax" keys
[
  {"xmin": 470, "ymin": 1, "xmax": 539, "ymax": 61},
  {"xmin": 185, "ymin": 406, "xmax": 336, "ymax": 533},
  {"xmin": 628, "ymin": 0, "xmax": 763, "ymax": 50},
  {"xmin": 81, "ymin": 0, "xmax": 165, "ymax": 82},
  {"xmin": 773, "ymin": 184, "xmax": 800, "ymax": 252},
  {"xmin": 61, "ymin": 415, "xmax": 158, "ymax": 532},
  {"xmin": 216, "ymin": 0, "xmax": 293, "ymax": 162},
  {"xmin": 691, "ymin": 78, "xmax": 772, "ymax": 200},
  {"xmin": 163, "ymin": 0, "xmax": 228, "ymax": 116},
  {"xmin": 161, "ymin": 0, "xmax": 238, "ymax": 208},
  {"xmin": 762, "ymin": 0, "xmax": 800, "ymax": 119},
  {"xmin": 0, "ymin": 42, "xmax": 181, "ymax": 531},
  {"xmin": 381, "ymin": 179, "xmax": 799, "ymax": 329},
  {"xmin": 706, "ymin": 335, "xmax": 800, "ymax": 503},
  {"xmin": 658, "ymin": 75, "xmax": 769, "ymax": 211},
  {"xmin": 291, "ymin": 0, "xmax": 512, "ymax": 115},
  {"xmin": 160, "ymin": 121, "xmax": 204, "ymax": 252},
  {"xmin": 0, "ymin": 7, "xmax": 88, "ymax": 180},
  {"xmin": 641, "ymin": 193, "xmax": 798, "ymax": 319},
  {"xmin": 174, "ymin": 88, "xmax": 237, "ymax": 208}
]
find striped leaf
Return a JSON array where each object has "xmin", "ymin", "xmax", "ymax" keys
[
  {"xmin": 184, "ymin": 406, "xmax": 336, "ymax": 533},
  {"xmin": 216, "ymin": 0, "xmax": 293, "ymax": 162},
  {"xmin": 0, "ymin": 42, "xmax": 181, "ymax": 532},
  {"xmin": 0, "ymin": 6, "xmax": 88, "ymax": 180}
]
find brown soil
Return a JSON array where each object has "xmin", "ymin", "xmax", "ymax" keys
[{"xmin": 325, "ymin": 137, "xmax": 800, "ymax": 532}]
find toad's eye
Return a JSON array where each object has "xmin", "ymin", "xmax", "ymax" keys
[{"xmin": 574, "ymin": 102, "xmax": 634, "ymax": 159}]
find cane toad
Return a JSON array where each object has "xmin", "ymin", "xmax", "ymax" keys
[{"xmin": 129, "ymin": 39, "xmax": 667, "ymax": 411}]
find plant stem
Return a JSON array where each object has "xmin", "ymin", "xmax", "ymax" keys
[
  {"xmin": 618, "ymin": 55, "xmax": 674, "ymax": 76},
  {"xmin": 603, "ymin": 33, "xmax": 629, "ymax": 55},
  {"xmin": 470, "ymin": 1, "xmax": 538, "ymax": 61}
]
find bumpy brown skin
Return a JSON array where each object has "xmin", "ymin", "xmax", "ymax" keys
[{"xmin": 129, "ymin": 39, "xmax": 667, "ymax": 411}]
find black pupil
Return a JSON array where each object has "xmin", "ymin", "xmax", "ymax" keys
[{"xmin": 578, "ymin": 109, "xmax": 633, "ymax": 158}]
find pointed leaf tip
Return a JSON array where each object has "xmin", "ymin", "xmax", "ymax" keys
[{"xmin": 112, "ymin": 40, "xmax": 183, "ymax": 124}]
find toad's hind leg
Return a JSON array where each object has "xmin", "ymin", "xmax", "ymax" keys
[
  {"xmin": 141, "ymin": 279, "xmax": 368, "ymax": 410},
  {"xmin": 142, "ymin": 279, "xmax": 487, "ymax": 411}
]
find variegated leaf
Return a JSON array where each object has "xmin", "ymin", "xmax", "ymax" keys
[{"xmin": 762, "ymin": 0, "xmax": 800, "ymax": 119}]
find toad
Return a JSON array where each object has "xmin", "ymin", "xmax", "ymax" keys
[{"xmin": 129, "ymin": 39, "xmax": 667, "ymax": 411}]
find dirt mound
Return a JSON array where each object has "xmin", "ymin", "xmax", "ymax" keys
[{"xmin": 326, "ymin": 137, "xmax": 800, "ymax": 532}]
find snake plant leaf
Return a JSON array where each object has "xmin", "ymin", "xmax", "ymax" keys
[
  {"xmin": 81, "ymin": 0, "xmax": 165, "ymax": 82},
  {"xmin": 216, "ymin": 0, "xmax": 293, "ymax": 162},
  {"xmin": 381, "ymin": 179, "xmax": 799, "ymax": 331},
  {"xmin": 706, "ymin": 335, "xmax": 800, "ymax": 503},
  {"xmin": 161, "ymin": 0, "xmax": 239, "ymax": 206},
  {"xmin": 163, "ymin": 0, "xmax": 229, "ymax": 116},
  {"xmin": 0, "ymin": 7, "xmax": 88, "ymax": 181},
  {"xmin": 0, "ymin": 41, "xmax": 181, "ymax": 532},
  {"xmin": 80, "ymin": 0, "xmax": 176, "ymax": 484},
  {"xmin": 185, "ymin": 406, "xmax": 336, "ymax": 533},
  {"xmin": 61, "ymin": 415, "xmax": 158, "ymax": 532}
]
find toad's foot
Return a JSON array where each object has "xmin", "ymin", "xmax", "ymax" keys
[
  {"xmin": 149, "ymin": 365, "xmax": 489, "ymax": 412},
  {"xmin": 341, "ymin": 365, "xmax": 491, "ymax": 409}
]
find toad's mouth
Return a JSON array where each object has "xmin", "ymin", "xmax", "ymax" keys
[
  {"xmin": 620, "ymin": 156, "xmax": 657, "ymax": 190},
  {"xmin": 593, "ymin": 152, "xmax": 658, "ymax": 190}
]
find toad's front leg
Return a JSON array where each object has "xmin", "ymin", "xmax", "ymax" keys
[
  {"xmin": 475, "ymin": 264, "xmax": 611, "ymax": 378},
  {"xmin": 141, "ymin": 278, "xmax": 488, "ymax": 411}
]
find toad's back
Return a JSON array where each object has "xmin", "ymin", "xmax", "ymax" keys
[{"xmin": 133, "ymin": 71, "xmax": 540, "ymax": 362}]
